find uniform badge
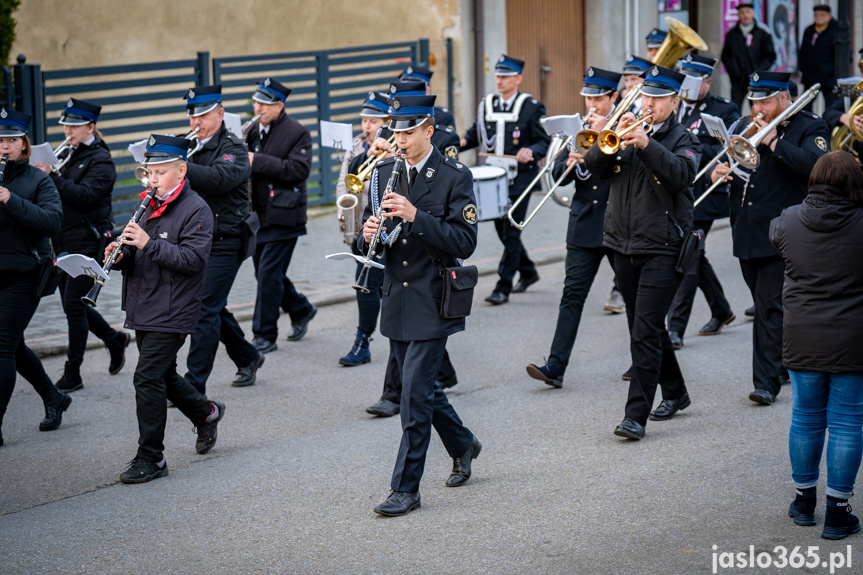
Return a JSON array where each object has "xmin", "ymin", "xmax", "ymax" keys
[
  {"xmin": 264, "ymin": 77, "xmax": 271, "ymax": 87},
  {"xmin": 651, "ymin": 66, "xmax": 659, "ymax": 76},
  {"xmin": 499, "ymin": 56, "xmax": 505, "ymax": 63},
  {"xmin": 406, "ymin": 66, "xmax": 413, "ymax": 74},
  {"xmin": 692, "ymin": 128, "xmax": 699, "ymax": 135},
  {"xmin": 445, "ymin": 145, "xmax": 458, "ymax": 158},
  {"xmin": 368, "ymin": 91, "xmax": 375, "ymax": 100},
  {"xmin": 462, "ymin": 203, "xmax": 478, "ymax": 224},
  {"xmin": 390, "ymin": 85, "xmax": 398, "ymax": 94},
  {"xmin": 0, "ymin": 108, "xmax": 6, "ymax": 119},
  {"xmin": 699, "ymin": 103, "xmax": 707, "ymax": 111},
  {"xmin": 426, "ymin": 167, "xmax": 435, "ymax": 178},
  {"xmin": 67, "ymin": 98, "xmax": 74, "ymax": 108},
  {"xmin": 752, "ymin": 72, "xmax": 760, "ymax": 83},
  {"xmin": 188, "ymin": 89, "xmax": 195, "ymax": 99},
  {"xmin": 392, "ymin": 98, "xmax": 401, "ymax": 110},
  {"xmin": 613, "ymin": 165, "xmax": 621, "ymax": 174},
  {"xmin": 513, "ymin": 127, "xmax": 520, "ymax": 145},
  {"xmin": 685, "ymin": 53, "xmax": 693, "ymax": 63},
  {"xmin": 222, "ymin": 154, "xmax": 236, "ymax": 163},
  {"xmin": 148, "ymin": 135, "xmax": 156, "ymax": 146},
  {"xmin": 815, "ymin": 136, "xmax": 827, "ymax": 152},
  {"xmin": 587, "ymin": 68, "xmax": 594, "ymax": 77}
]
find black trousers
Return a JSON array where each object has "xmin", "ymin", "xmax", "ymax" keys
[
  {"xmin": 389, "ymin": 337, "xmax": 473, "ymax": 493},
  {"xmin": 667, "ymin": 220, "xmax": 733, "ymax": 335},
  {"xmin": 492, "ymin": 197, "xmax": 537, "ymax": 294},
  {"xmin": 59, "ymin": 272, "xmax": 118, "ymax": 367},
  {"xmin": 739, "ymin": 256, "xmax": 785, "ymax": 396},
  {"xmin": 548, "ymin": 245, "xmax": 615, "ymax": 373},
  {"xmin": 133, "ymin": 331, "xmax": 211, "ymax": 462},
  {"xmin": 730, "ymin": 82, "xmax": 747, "ymax": 113},
  {"xmin": 614, "ymin": 252, "xmax": 687, "ymax": 426},
  {"xmin": 186, "ymin": 248, "xmax": 258, "ymax": 393},
  {"xmin": 0, "ymin": 273, "xmax": 58, "ymax": 426},
  {"xmin": 381, "ymin": 348, "xmax": 456, "ymax": 404},
  {"xmin": 252, "ymin": 238, "xmax": 312, "ymax": 342}
]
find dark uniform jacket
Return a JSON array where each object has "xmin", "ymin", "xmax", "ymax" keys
[
  {"xmin": 584, "ymin": 114, "xmax": 701, "ymax": 257},
  {"xmin": 461, "ymin": 93, "xmax": 551, "ymax": 195},
  {"xmin": 435, "ymin": 105, "xmax": 457, "ymax": 131},
  {"xmin": 770, "ymin": 185, "xmax": 863, "ymax": 373},
  {"xmin": 185, "ymin": 123, "xmax": 251, "ymax": 248},
  {"xmin": 727, "ymin": 109, "xmax": 829, "ymax": 260},
  {"xmin": 679, "ymin": 93, "xmax": 741, "ymax": 220},
  {"xmin": 552, "ymin": 151, "xmax": 611, "ymax": 249},
  {"xmin": 115, "ymin": 180, "xmax": 213, "ymax": 334},
  {"xmin": 720, "ymin": 22, "xmax": 777, "ymax": 88},
  {"xmin": 349, "ymin": 125, "xmax": 462, "ymax": 175},
  {"xmin": 52, "ymin": 137, "xmax": 116, "ymax": 253},
  {"xmin": 246, "ymin": 111, "xmax": 313, "ymax": 240},
  {"xmin": 799, "ymin": 19, "xmax": 836, "ymax": 88},
  {"xmin": 359, "ymin": 147, "xmax": 478, "ymax": 342},
  {"xmin": 0, "ymin": 159, "xmax": 63, "ymax": 273}
]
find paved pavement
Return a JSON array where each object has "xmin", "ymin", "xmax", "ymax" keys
[{"xmin": 5, "ymin": 188, "xmax": 859, "ymax": 575}]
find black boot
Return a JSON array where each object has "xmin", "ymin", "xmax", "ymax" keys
[
  {"xmin": 822, "ymin": 495, "xmax": 861, "ymax": 540},
  {"xmin": 56, "ymin": 362, "xmax": 83, "ymax": 393},
  {"xmin": 339, "ymin": 329, "xmax": 372, "ymax": 367},
  {"xmin": 105, "ymin": 331, "xmax": 131, "ymax": 375},
  {"xmin": 40, "ymin": 390, "xmax": 72, "ymax": 431},
  {"xmin": 788, "ymin": 486, "xmax": 816, "ymax": 526}
]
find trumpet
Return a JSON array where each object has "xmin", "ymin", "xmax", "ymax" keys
[
  {"xmin": 694, "ymin": 84, "xmax": 821, "ymax": 207},
  {"xmin": 573, "ymin": 107, "xmax": 599, "ymax": 153},
  {"xmin": 693, "ymin": 114, "xmax": 763, "ymax": 184},
  {"xmin": 598, "ymin": 112, "xmax": 655, "ymax": 155},
  {"xmin": 134, "ymin": 127, "xmax": 202, "ymax": 186},
  {"xmin": 582, "ymin": 83, "xmax": 644, "ymax": 154},
  {"xmin": 344, "ymin": 136, "xmax": 397, "ymax": 194},
  {"xmin": 82, "ymin": 185, "xmax": 159, "ymax": 307},
  {"xmin": 506, "ymin": 133, "xmax": 573, "ymax": 230},
  {"xmin": 241, "ymin": 114, "xmax": 261, "ymax": 136},
  {"xmin": 52, "ymin": 137, "xmax": 73, "ymax": 174}
]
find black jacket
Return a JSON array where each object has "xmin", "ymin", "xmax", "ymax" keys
[
  {"xmin": 246, "ymin": 111, "xmax": 313, "ymax": 240},
  {"xmin": 769, "ymin": 185, "xmax": 863, "ymax": 372},
  {"xmin": 52, "ymin": 137, "xmax": 116, "ymax": 254},
  {"xmin": 584, "ymin": 114, "xmax": 701, "ymax": 257},
  {"xmin": 116, "ymin": 180, "xmax": 213, "ymax": 334},
  {"xmin": 461, "ymin": 93, "xmax": 551, "ymax": 195},
  {"xmin": 727, "ymin": 109, "xmax": 829, "ymax": 260},
  {"xmin": 552, "ymin": 151, "xmax": 611, "ymax": 249},
  {"xmin": 679, "ymin": 93, "xmax": 740, "ymax": 221},
  {"xmin": 185, "ymin": 123, "xmax": 251, "ymax": 247},
  {"xmin": 0, "ymin": 159, "xmax": 63, "ymax": 273},
  {"xmin": 435, "ymin": 105, "xmax": 457, "ymax": 132},
  {"xmin": 799, "ymin": 19, "xmax": 836, "ymax": 87},
  {"xmin": 359, "ymin": 148, "xmax": 477, "ymax": 341},
  {"xmin": 720, "ymin": 22, "xmax": 777, "ymax": 87}
]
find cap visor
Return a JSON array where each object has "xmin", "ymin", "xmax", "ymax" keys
[
  {"xmin": 187, "ymin": 102, "xmax": 219, "ymax": 117},
  {"xmin": 252, "ymin": 91, "xmax": 280, "ymax": 104},
  {"xmin": 361, "ymin": 109, "xmax": 390, "ymax": 118},
  {"xmin": 0, "ymin": 128, "xmax": 26, "ymax": 137},
  {"xmin": 747, "ymin": 89, "xmax": 780, "ymax": 100},
  {"xmin": 580, "ymin": 86, "xmax": 613, "ymax": 97},
  {"xmin": 143, "ymin": 155, "xmax": 184, "ymax": 165},
  {"xmin": 495, "ymin": 69, "xmax": 520, "ymax": 77},
  {"xmin": 640, "ymin": 85, "xmax": 677, "ymax": 97},
  {"xmin": 59, "ymin": 114, "xmax": 92, "ymax": 126},
  {"xmin": 388, "ymin": 117, "xmax": 431, "ymax": 132}
]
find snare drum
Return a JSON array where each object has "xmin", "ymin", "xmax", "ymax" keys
[{"xmin": 468, "ymin": 165, "xmax": 509, "ymax": 221}]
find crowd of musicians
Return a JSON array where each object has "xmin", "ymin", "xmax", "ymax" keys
[{"xmin": 2, "ymin": 2, "xmax": 863, "ymax": 523}]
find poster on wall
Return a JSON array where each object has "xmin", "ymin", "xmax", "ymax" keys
[{"xmin": 767, "ymin": 0, "xmax": 798, "ymax": 72}]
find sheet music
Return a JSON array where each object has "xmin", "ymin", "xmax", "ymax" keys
[
  {"xmin": 325, "ymin": 252, "xmax": 385, "ymax": 269},
  {"xmin": 55, "ymin": 253, "xmax": 110, "ymax": 281},
  {"xmin": 223, "ymin": 112, "xmax": 244, "ymax": 139},
  {"xmin": 320, "ymin": 121, "xmax": 353, "ymax": 151},
  {"xmin": 679, "ymin": 76, "xmax": 703, "ymax": 104},
  {"xmin": 540, "ymin": 114, "xmax": 583, "ymax": 138},
  {"xmin": 29, "ymin": 143, "xmax": 59, "ymax": 167},
  {"xmin": 700, "ymin": 113, "xmax": 730, "ymax": 145}
]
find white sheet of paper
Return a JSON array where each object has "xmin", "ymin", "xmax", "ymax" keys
[
  {"xmin": 700, "ymin": 113, "xmax": 730, "ymax": 144},
  {"xmin": 679, "ymin": 75, "xmax": 703, "ymax": 103},
  {"xmin": 320, "ymin": 121, "xmax": 353, "ymax": 151},
  {"xmin": 540, "ymin": 114, "xmax": 583, "ymax": 138},
  {"xmin": 55, "ymin": 253, "xmax": 110, "ymax": 281},
  {"xmin": 29, "ymin": 143, "xmax": 59, "ymax": 167},
  {"xmin": 325, "ymin": 252, "xmax": 385, "ymax": 269},
  {"xmin": 224, "ymin": 112, "xmax": 244, "ymax": 139},
  {"xmin": 128, "ymin": 138, "xmax": 148, "ymax": 163}
]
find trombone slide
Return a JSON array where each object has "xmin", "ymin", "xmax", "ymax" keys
[{"xmin": 506, "ymin": 135, "xmax": 572, "ymax": 230}]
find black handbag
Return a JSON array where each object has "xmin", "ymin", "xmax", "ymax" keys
[
  {"xmin": 35, "ymin": 250, "xmax": 62, "ymax": 298},
  {"xmin": 424, "ymin": 245, "xmax": 478, "ymax": 319},
  {"xmin": 675, "ymin": 228, "xmax": 704, "ymax": 274}
]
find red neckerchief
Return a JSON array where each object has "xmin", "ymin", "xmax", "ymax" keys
[{"xmin": 139, "ymin": 179, "xmax": 186, "ymax": 220}]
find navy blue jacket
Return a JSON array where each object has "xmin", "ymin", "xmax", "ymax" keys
[
  {"xmin": 799, "ymin": 19, "xmax": 836, "ymax": 88},
  {"xmin": 552, "ymin": 151, "xmax": 611, "ymax": 249}
]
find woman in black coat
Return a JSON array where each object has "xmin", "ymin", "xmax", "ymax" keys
[
  {"xmin": 770, "ymin": 151, "xmax": 863, "ymax": 540},
  {"xmin": 0, "ymin": 109, "xmax": 72, "ymax": 446},
  {"xmin": 33, "ymin": 99, "xmax": 128, "ymax": 393}
]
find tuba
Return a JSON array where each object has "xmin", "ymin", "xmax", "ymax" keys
[
  {"xmin": 829, "ymin": 79, "xmax": 863, "ymax": 165},
  {"xmin": 651, "ymin": 17, "xmax": 708, "ymax": 68}
]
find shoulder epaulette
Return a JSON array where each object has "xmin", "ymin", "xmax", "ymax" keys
[{"xmin": 443, "ymin": 156, "xmax": 467, "ymax": 171}]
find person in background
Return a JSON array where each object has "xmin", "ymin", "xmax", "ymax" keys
[
  {"xmin": 798, "ymin": 5, "xmax": 838, "ymax": 112},
  {"xmin": 721, "ymin": 2, "xmax": 777, "ymax": 111},
  {"xmin": 645, "ymin": 28, "xmax": 667, "ymax": 62}
]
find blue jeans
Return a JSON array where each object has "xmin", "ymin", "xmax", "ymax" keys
[{"xmin": 789, "ymin": 370, "xmax": 863, "ymax": 498}]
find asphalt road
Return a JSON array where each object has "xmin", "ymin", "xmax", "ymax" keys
[{"xmin": 1, "ymin": 214, "xmax": 857, "ymax": 575}]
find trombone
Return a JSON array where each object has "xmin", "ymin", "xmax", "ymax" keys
[
  {"xmin": 692, "ymin": 114, "xmax": 763, "ymax": 184},
  {"xmin": 505, "ymin": 133, "xmax": 572, "ymax": 230},
  {"xmin": 344, "ymin": 136, "xmax": 397, "ymax": 194},
  {"xmin": 694, "ymin": 84, "xmax": 821, "ymax": 207}
]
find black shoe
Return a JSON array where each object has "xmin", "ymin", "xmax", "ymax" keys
[
  {"xmin": 252, "ymin": 337, "xmax": 277, "ymax": 354},
  {"xmin": 287, "ymin": 304, "xmax": 317, "ymax": 342},
  {"xmin": 374, "ymin": 491, "xmax": 421, "ymax": 516},
  {"xmin": 485, "ymin": 291, "xmax": 508, "ymax": 305},
  {"xmin": 745, "ymin": 305, "xmax": 755, "ymax": 317},
  {"xmin": 446, "ymin": 436, "xmax": 482, "ymax": 487},
  {"xmin": 232, "ymin": 353, "xmax": 265, "ymax": 387},
  {"xmin": 39, "ymin": 391, "xmax": 72, "ymax": 431},
  {"xmin": 649, "ymin": 392, "xmax": 691, "ymax": 421},
  {"xmin": 788, "ymin": 487, "xmax": 817, "ymax": 526},
  {"xmin": 614, "ymin": 417, "xmax": 645, "ymax": 440},
  {"xmin": 668, "ymin": 330, "xmax": 683, "ymax": 350},
  {"xmin": 119, "ymin": 456, "xmax": 168, "ymax": 484},
  {"xmin": 365, "ymin": 399, "xmax": 400, "ymax": 417},
  {"xmin": 511, "ymin": 274, "xmax": 539, "ymax": 294},
  {"xmin": 526, "ymin": 361, "xmax": 563, "ymax": 388},
  {"xmin": 106, "ymin": 331, "xmax": 131, "ymax": 375},
  {"xmin": 749, "ymin": 389, "xmax": 776, "ymax": 405},
  {"xmin": 195, "ymin": 400, "xmax": 225, "ymax": 454},
  {"xmin": 437, "ymin": 374, "xmax": 458, "ymax": 389},
  {"xmin": 823, "ymin": 496, "xmax": 861, "ymax": 540},
  {"xmin": 55, "ymin": 363, "xmax": 83, "ymax": 393},
  {"xmin": 699, "ymin": 313, "xmax": 736, "ymax": 336},
  {"xmin": 622, "ymin": 365, "xmax": 633, "ymax": 381}
]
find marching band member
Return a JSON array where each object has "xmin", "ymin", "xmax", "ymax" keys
[
  {"xmin": 31, "ymin": 99, "xmax": 128, "ymax": 392},
  {"xmin": 584, "ymin": 65, "xmax": 701, "ymax": 440},
  {"xmin": 618, "ymin": 56, "xmax": 652, "ymax": 113},
  {"xmin": 461, "ymin": 54, "xmax": 550, "ymax": 305},
  {"xmin": 399, "ymin": 63, "xmax": 457, "ymax": 131},
  {"xmin": 361, "ymin": 94, "xmax": 480, "ymax": 516},
  {"xmin": 108, "ymin": 135, "xmax": 225, "ymax": 483},
  {"xmin": 525, "ymin": 67, "xmax": 622, "ymax": 388},
  {"xmin": 178, "ymin": 85, "xmax": 262, "ymax": 391},
  {"xmin": 665, "ymin": 55, "xmax": 739, "ymax": 350},
  {"xmin": 0, "ymin": 109, "xmax": 70, "ymax": 445},
  {"xmin": 710, "ymin": 71, "xmax": 829, "ymax": 405},
  {"xmin": 245, "ymin": 78, "xmax": 316, "ymax": 354},
  {"xmin": 645, "ymin": 28, "xmax": 667, "ymax": 62}
]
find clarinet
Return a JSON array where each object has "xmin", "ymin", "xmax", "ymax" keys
[
  {"xmin": 0, "ymin": 154, "xmax": 8, "ymax": 183},
  {"xmin": 81, "ymin": 186, "xmax": 158, "ymax": 307}
]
